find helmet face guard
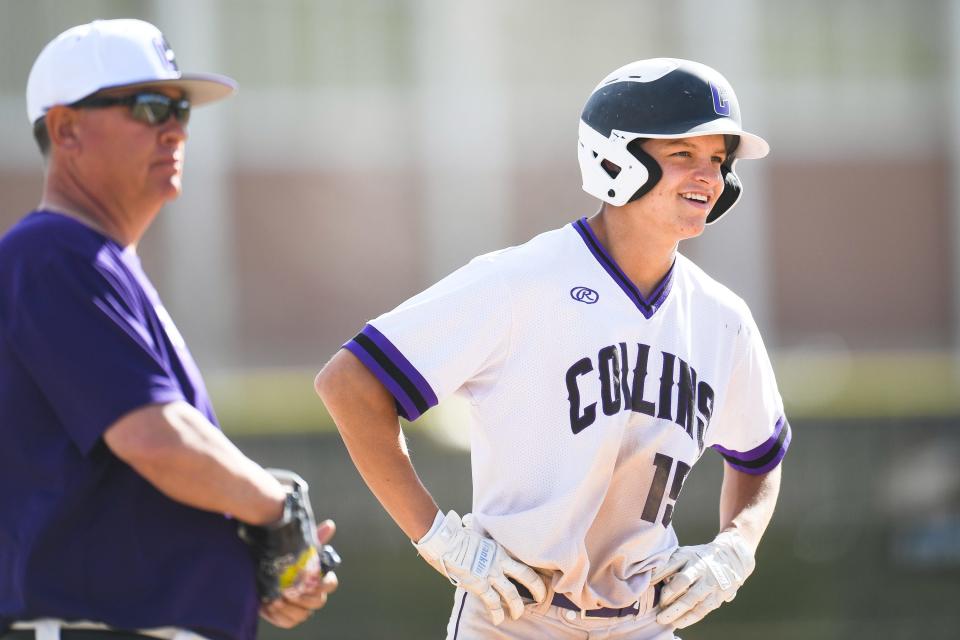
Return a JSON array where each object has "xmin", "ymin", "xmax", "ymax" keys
[{"xmin": 577, "ymin": 58, "xmax": 769, "ymax": 224}]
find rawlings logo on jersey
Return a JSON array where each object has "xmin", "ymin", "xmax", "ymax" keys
[
  {"xmin": 570, "ymin": 286, "xmax": 599, "ymax": 304},
  {"xmin": 564, "ymin": 342, "xmax": 714, "ymax": 450}
]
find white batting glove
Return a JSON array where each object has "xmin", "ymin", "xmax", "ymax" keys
[
  {"xmin": 652, "ymin": 530, "xmax": 756, "ymax": 629},
  {"xmin": 414, "ymin": 510, "xmax": 547, "ymax": 625}
]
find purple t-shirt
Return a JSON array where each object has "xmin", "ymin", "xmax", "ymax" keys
[{"xmin": 0, "ymin": 212, "xmax": 258, "ymax": 640}]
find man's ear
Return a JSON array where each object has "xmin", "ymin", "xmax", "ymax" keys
[{"xmin": 45, "ymin": 106, "xmax": 82, "ymax": 152}]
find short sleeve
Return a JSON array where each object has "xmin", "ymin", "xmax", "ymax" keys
[
  {"xmin": 704, "ymin": 311, "xmax": 791, "ymax": 474},
  {"xmin": 343, "ymin": 255, "xmax": 512, "ymax": 421},
  {"xmin": 5, "ymin": 249, "xmax": 185, "ymax": 453}
]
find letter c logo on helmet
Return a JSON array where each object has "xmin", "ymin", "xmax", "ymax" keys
[{"xmin": 576, "ymin": 58, "xmax": 770, "ymax": 224}]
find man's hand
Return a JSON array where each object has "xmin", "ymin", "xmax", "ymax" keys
[
  {"xmin": 238, "ymin": 469, "xmax": 341, "ymax": 604},
  {"xmin": 652, "ymin": 530, "xmax": 755, "ymax": 629},
  {"xmin": 414, "ymin": 510, "xmax": 546, "ymax": 625},
  {"xmin": 260, "ymin": 520, "xmax": 340, "ymax": 628}
]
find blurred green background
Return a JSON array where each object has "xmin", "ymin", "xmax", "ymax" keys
[{"xmin": 3, "ymin": 0, "xmax": 960, "ymax": 638}]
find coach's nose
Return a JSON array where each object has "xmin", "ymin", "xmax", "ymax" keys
[{"xmin": 159, "ymin": 117, "xmax": 187, "ymax": 146}]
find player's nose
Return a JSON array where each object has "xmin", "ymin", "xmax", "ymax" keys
[{"xmin": 692, "ymin": 160, "xmax": 722, "ymax": 187}]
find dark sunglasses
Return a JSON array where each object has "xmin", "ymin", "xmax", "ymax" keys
[{"xmin": 70, "ymin": 92, "xmax": 191, "ymax": 126}]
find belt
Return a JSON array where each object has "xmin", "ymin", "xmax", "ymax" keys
[
  {"xmin": 2, "ymin": 632, "xmax": 156, "ymax": 640},
  {"xmin": 3, "ymin": 621, "xmax": 207, "ymax": 640},
  {"xmin": 510, "ymin": 578, "xmax": 661, "ymax": 619}
]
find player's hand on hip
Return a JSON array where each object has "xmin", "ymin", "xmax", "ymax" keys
[
  {"xmin": 414, "ymin": 510, "xmax": 546, "ymax": 625},
  {"xmin": 260, "ymin": 520, "xmax": 340, "ymax": 628},
  {"xmin": 651, "ymin": 530, "xmax": 755, "ymax": 630}
]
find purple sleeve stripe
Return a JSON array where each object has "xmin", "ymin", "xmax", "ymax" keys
[
  {"xmin": 712, "ymin": 417, "xmax": 791, "ymax": 475},
  {"xmin": 342, "ymin": 324, "xmax": 438, "ymax": 421},
  {"xmin": 359, "ymin": 324, "xmax": 438, "ymax": 407},
  {"xmin": 723, "ymin": 445, "xmax": 788, "ymax": 475},
  {"xmin": 713, "ymin": 415, "xmax": 787, "ymax": 460},
  {"xmin": 343, "ymin": 340, "xmax": 418, "ymax": 420}
]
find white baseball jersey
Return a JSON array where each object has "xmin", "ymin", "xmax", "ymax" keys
[{"xmin": 344, "ymin": 217, "xmax": 790, "ymax": 610}]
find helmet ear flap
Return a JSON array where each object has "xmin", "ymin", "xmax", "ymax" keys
[
  {"xmin": 624, "ymin": 138, "xmax": 662, "ymax": 204},
  {"xmin": 706, "ymin": 162, "xmax": 743, "ymax": 224}
]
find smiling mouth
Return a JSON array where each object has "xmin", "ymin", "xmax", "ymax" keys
[{"xmin": 680, "ymin": 192, "xmax": 710, "ymax": 204}]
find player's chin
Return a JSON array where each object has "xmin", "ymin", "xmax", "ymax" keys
[{"xmin": 675, "ymin": 216, "xmax": 707, "ymax": 239}]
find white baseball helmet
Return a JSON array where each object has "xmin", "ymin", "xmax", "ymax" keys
[{"xmin": 577, "ymin": 58, "xmax": 769, "ymax": 223}]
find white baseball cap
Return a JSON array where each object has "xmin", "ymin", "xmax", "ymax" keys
[{"xmin": 26, "ymin": 18, "xmax": 237, "ymax": 124}]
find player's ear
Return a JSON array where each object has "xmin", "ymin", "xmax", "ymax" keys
[{"xmin": 45, "ymin": 106, "xmax": 83, "ymax": 153}]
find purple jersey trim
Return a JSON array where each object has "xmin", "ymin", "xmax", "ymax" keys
[
  {"xmin": 343, "ymin": 324, "xmax": 438, "ymax": 421},
  {"xmin": 572, "ymin": 218, "xmax": 674, "ymax": 319},
  {"xmin": 712, "ymin": 416, "xmax": 791, "ymax": 475}
]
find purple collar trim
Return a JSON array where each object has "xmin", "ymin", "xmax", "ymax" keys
[{"xmin": 572, "ymin": 217, "xmax": 675, "ymax": 319}]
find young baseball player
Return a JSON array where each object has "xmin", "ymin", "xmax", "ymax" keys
[{"xmin": 316, "ymin": 58, "xmax": 789, "ymax": 639}]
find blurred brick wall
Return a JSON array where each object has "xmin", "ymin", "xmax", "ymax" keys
[
  {"xmin": 2, "ymin": 155, "xmax": 954, "ymax": 364},
  {"xmin": 770, "ymin": 158, "xmax": 952, "ymax": 349}
]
